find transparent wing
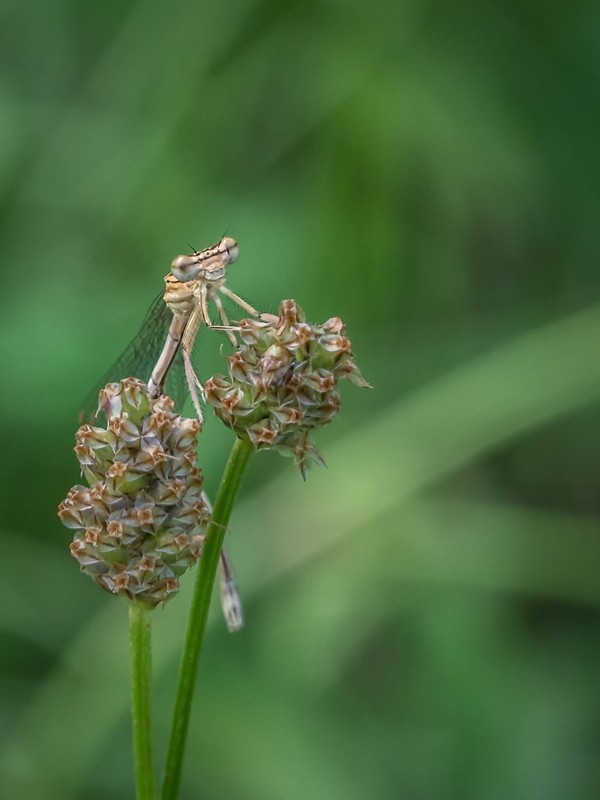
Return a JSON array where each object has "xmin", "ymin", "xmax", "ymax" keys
[
  {"xmin": 185, "ymin": 296, "xmax": 241, "ymax": 384},
  {"xmin": 79, "ymin": 291, "xmax": 186, "ymax": 421}
]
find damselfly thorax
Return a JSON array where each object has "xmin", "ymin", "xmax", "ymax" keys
[{"xmin": 147, "ymin": 236, "xmax": 258, "ymax": 420}]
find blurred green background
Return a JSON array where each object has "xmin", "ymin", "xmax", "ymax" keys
[{"xmin": 1, "ymin": 1, "xmax": 600, "ymax": 798}]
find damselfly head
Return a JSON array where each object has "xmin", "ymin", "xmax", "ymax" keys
[{"xmin": 171, "ymin": 236, "xmax": 239, "ymax": 282}]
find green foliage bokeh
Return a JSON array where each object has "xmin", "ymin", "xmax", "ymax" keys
[{"xmin": 1, "ymin": 1, "xmax": 599, "ymax": 798}]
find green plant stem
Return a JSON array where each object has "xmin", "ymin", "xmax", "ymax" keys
[
  {"xmin": 161, "ymin": 436, "xmax": 254, "ymax": 800},
  {"xmin": 129, "ymin": 601, "xmax": 156, "ymax": 800}
]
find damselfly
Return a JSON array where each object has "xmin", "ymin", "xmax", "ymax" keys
[{"xmin": 83, "ymin": 235, "xmax": 258, "ymax": 631}]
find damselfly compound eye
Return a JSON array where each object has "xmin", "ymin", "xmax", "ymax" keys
[
  {"xmin": 220, "ymin": 237, "xmax": 239, "ymax": 264},
  {"xmin": 171, "ymin": 254, "xmax": 198, "ymax": 282}
]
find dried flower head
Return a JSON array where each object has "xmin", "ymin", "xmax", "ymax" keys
[
  {"xmin": 58, "ymin": 379, "xmax": 209, "ymax": 606},
  {"xmin": 205, "ymin": 300, "xmax": 370, "ymax": 477}
]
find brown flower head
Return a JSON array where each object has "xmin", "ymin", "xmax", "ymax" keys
[
  {"xmin": 58, "ymin": 379, "xmax": 209, "ymax": 606},
  {"xmin": 205, "ymin": 300, "xmax": 370, "ymax": 478}
]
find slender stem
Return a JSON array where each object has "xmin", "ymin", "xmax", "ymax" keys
[
  {"xmin": 129, "ymin": 601, "xmax": 157, "ymax": 800},
  {"xmin": 161, "ymin": 436, "xmax": 254, "ymax": 800}
]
